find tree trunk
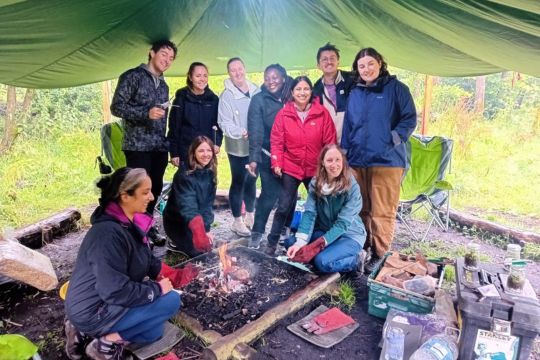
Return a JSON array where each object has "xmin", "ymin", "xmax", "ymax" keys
[
  {"xmin": 20, "ymin": 88, "xmax": 35, "ymax": 123},
  {"xmin": 0, "ymin": 85, "xmax": 17, "ymax": 155},
  {"xmin": 421, "ymin": 75, "xmax": 433, "ymax": 135},
  {"xmin": 474, "ymin": 76, "xmax": 486, "ymax": 115},
  {"xmin": 533, "ymin": 106, "xmax": 540, "ymax": 135},
  {"xmin": 102, "ymin": 80, "xmax": 112, "ymax": 123}
]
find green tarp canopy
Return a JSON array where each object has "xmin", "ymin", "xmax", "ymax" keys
[{"xmin": 1, "ymin": 0, "xmax": 539, "ymax": 88}]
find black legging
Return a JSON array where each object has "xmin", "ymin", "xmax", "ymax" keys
[
  {"xmin": 227, "ymin": 153, "xmax": 257, "ymax": 217},
  {"xmin": 266, "ymin": 173, "xmax": 311, "ymax": 247},
  {"xmin": 124, "ymin": 150, "xmax": 168, "ymax": 214}
]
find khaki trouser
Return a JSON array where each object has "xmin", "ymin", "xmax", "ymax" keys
[{"xmin": 352, "ymin": 167, "xmax": 403, "ymax": 258}]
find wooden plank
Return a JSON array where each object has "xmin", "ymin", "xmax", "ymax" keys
[
  {"xmin": 448, "ymin": 209, "xmax": 540, "ymax": 245},
  {"xmin": 13, "ymin": 208, "xmax": 81, "ymax": 249}
]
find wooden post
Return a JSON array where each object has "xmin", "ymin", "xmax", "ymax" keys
[
  {"xmin": 0, "ymin": 85, "xmax": 17, "ymax": 154},
  {"xmin": 474, "ymin": 75, "xmax": 486, "ymax": 115},
  {"xmin": 421, "ymin": 75, "xmax": 433, "ymax": 135},
  {"xmin": 102, "ymin": 80, "xmax": 112, "ymax": 123},
  {"xmin": 533, "ymin": 106, "xmax": 540, "ymax": 135}
]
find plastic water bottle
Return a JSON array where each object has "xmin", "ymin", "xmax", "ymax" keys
[
  {"xmin": 383, "ymin": 327, "xmax": 404, "ymax": 360},
  {"xmin": 409, "ymin": 333, "xmax": 458, "ymax": 360}
]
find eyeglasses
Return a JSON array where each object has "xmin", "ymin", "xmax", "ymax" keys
[{"xmin": 320, "ymin": 57, "xmax": 338, "ymax": 63}]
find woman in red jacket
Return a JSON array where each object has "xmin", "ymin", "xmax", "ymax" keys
[{"xmin": 264, "ymin": 76, "xmax": 337, "ymax": 256}]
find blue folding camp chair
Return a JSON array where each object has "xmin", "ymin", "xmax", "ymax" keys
[{"xmin": 398, "ymin": 135, "xmax": 454, "ymax": 241}]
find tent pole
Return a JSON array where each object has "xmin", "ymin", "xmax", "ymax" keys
[
  {"xmin": 421, "ymin": 74, "xmax": 433, "ymax": 135},
  {"xmin": 101, "ymin": 80, "xmax": 112, "ymax": 124}
]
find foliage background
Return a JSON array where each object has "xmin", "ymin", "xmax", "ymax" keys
[{"xmin": 1, "ymin": 69, "xmax": 539, "ymax": 232}]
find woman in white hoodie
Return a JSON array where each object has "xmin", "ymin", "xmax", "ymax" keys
[{"xmin": 218, "ymin": 58, "xmax": 260, "ymax": 236}]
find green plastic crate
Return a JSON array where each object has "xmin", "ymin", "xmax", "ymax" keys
[{"xmin": 367, "ymin": 252, "xmax": 437, "ymax": 319}]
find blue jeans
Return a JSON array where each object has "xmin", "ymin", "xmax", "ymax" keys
[
  {"xmin": 108, "ymin": 292, "xmax": 181, "ymax": 344},
  {"xmin": 286, "ymin": 230, "xmax": 362, "ymax": 273},
  {"xmin": 227, "ymin": 154, "xmax": 256, "ymax": 217}
]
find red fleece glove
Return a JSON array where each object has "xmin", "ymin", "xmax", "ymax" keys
[
  {"xmin": 302, "ymin": 307, "xmax": 356, "ymax": 335},
  {"xmin": 159, "ymin": 262, "xmax": 199, "ymax": 288},
  {"xmin": 155, "ymin": 352, "xmax": 180, "ymax": 360},
  {"xmin": 188, "ymin": 215, "xmax": 212, "ymax": 252},
  {"xmin": 292, "ymin": 237, "xmax": 326, "ymax": 263}
]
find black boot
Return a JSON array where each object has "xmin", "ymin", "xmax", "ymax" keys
[{"xmin": 148, "ymin": 226, "xmax": 167, "ymax": 247}]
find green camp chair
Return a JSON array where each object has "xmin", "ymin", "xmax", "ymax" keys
[
  {"xmin": 398, "ymin": 135, "xmax": 454, "ymax": 241},
  {"xmin": 100, "ymin": 121, "xmax": 126, "ymax": 171}
]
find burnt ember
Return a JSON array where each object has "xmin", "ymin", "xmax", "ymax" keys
[{"xmin": 181, "ymin": 246, "xmax": 316, "ymax": 335}]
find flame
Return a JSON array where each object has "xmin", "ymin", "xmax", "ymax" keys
[{"xmin": 218, "ymin": 243, "xmax": 233, "ymax": 276}]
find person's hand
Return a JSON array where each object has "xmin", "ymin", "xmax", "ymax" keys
[
  {"xmin": 247, "ymin": 162, "xmax": 257, "ymax": 177},
  {"xmin": 213, "ymin": 145, "xmax": 220, "ymax": 155},
  {"xmin": 291, "ymin": 237, "xmax": 326, "ymax": 263},
  {"xmin": 149, "ymin": 107, "xmax": 166, "ymax": 120},
  {"xmin": 242, "ymin": 129, "xmax": 248, "ymax": 139},
  {"xmin": 170, "ymin": 157, "xmax": 180, "ymax": 167},
  {"xmin": 158, "ymin": 278, "xmax": 173, "ymax": 294},
  {"xmin": 287, "ymin": 245, "xmax": 301, "ymax": 259},
  {"xmin": 206, "ymin": 232, "xmax": 214, "ymax": 244},
  {"xmin": 274, "ymin": 167, "xmax": 282, "ymax": 177}
]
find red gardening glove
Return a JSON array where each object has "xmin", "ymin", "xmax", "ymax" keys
[
  {"xmin": 302, "ymin": 307, "xmax": 356, "ymax": 335},
  {"xmin": 155, "ymin": 352, "xmax": 180, "ymax": 360},
  {"xmin": 291, "ymin": 237, "xmax": 326, "ymax": 264},
  {"xmin": 159, "ymin": 262, "xmax": 199, "ymax": 288},
  {"xmin": 188, "ymin": 215, "xmax": 212, "ymax": 252}
]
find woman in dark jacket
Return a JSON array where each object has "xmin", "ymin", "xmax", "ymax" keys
[
  {"xmin": 65, "ymin": 168, "xmax": 182, "ymax": 359},
  {"xmin": 246, "ymin": 64, "xmax": 291, "ymax": 249},
  {"xmin": 341, "ymin": 47, "xmax": 417, "ymax": 272},
  {"xmin": 163, "ymin": 136, "xmax": 217, "ymax": 257},
  {"xmin": 168, "ymin": 62, "xmax": 222, "ymax": 169}
]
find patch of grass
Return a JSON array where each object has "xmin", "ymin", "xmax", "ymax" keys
[
  {"xmin": 164, "ymin": 251, "xmax": 191, "ymax": 266},
  {"xmin": 0, "ymin": 131, "xmax": 100, "ymax": 229},
  {"xmin": 523, "ymin": 243, "xmax": 540, "ymax": 261},
  {"xmin": 330, "ymin": 280, "xmax": 356, "ymax": 312}
]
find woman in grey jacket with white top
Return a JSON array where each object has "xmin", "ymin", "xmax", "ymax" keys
[{"xmin": 218, "ymin": 58, "xmax": 260, "ymax": 236}]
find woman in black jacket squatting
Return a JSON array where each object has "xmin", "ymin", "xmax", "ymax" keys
[{"xmin": 163, "ymin": 136, "xmax": 217, "ymax": 257}]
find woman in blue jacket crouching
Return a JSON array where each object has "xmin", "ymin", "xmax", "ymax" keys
[{"xmin": 286, "ymin": 144, "xmax": 366, "ymax": 274}]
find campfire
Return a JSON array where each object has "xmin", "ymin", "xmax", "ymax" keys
[
  {"xmin": 181, "ymin": 246, "xmax": 314, "ymax": 335},
  {"xmin": 217, "ymin": 243, "xmax": 251, "ymax": 292}
]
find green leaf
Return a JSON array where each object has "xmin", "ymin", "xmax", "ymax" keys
[{"xmin": 0, "ymin": 334, "xmax": 38, "ymax": 360}]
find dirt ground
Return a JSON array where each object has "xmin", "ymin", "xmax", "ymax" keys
[{"xmin": 1, "ymin": 208, "xmax": 539, "ymax": 359}]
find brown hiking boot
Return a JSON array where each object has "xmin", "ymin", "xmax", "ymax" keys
[
  {"xmin": 65, "ymin": 319, "xmax": 84, "ymax": 360},
  {"xmin": 85, "ymin": 338, "xmax": 132, "ymax": 360}
]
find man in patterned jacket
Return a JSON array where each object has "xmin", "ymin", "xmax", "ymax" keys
[{"xmin": 111, "ymin": 40, "xmax": 177, "ymax": 245}]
